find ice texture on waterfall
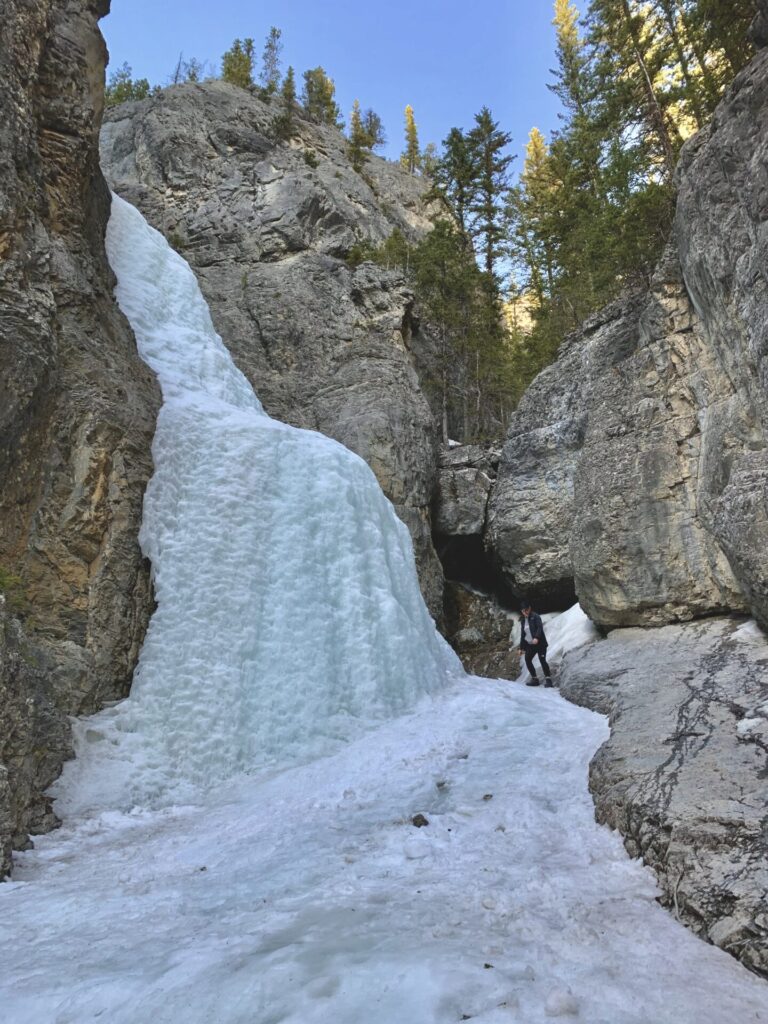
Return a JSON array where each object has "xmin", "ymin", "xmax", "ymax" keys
[{"xmin": 53, "ymin": 195, "xmax": 460, "ymax": 814}]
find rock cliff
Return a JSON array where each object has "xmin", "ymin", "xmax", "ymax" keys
[
  {"xmin": 487, "ymin": 47, "xmax": 768, "ymax": 631},
  {"xmin": 99, "ymin": 84, "xmax": 445, "ymax": 614},
  {"xmin": 0, "ymin": 0, "xmax": 158, "ymax": 871},
  {"xmin": 560, "ymin": 617, "xmax": 768, "ymax": 978}
]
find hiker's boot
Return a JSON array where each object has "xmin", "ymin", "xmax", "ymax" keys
[
  {"xmin": 544, "ymin": 677, "xmax": 553, "ymax": 688},
  {"xmin": 526, "ymin": 676, "xmax": 540, "ymax": 687}
]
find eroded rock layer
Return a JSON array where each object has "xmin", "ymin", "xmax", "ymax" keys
[
  {"xmin": 99, "ymin": 84, "xmax": 444, "ymax": 613},
  {"xmin": 0, "ymin": 0, "xmax": 159, "ymax": 869}
]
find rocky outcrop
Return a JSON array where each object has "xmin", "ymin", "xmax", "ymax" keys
[
  {"xmin": 484, "ymin": 306, "xmax": 595, "ymax": 610},
  {"xmin": 560, "ymin": 617, "xmax": 768, "ymax": 978},
  {"xmin": 0, "ymin": 0, "xmax": 158, "ymax": 870},
  {"xmin": 487, "ymin": 45, "xmax": 768, "ymax": 630},
  {"xmin": 99, "ymin": 83, "xmax": 445, "ymax": 614},
  {"xmin": 443, "ymin": 582, "xmax": 518, "ymax": 678},
  {"xmin": 433, "ymin": 443, "xmax": 500, "ymax": 537},
  {"xmin": 674, "ymin": 48, "xmax": 768, "ymax": 630}
]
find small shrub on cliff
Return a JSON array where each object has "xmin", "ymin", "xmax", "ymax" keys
[
  {"xmin": 303, "ymin": 149, "xmax": 319, "ymax": 169},
  {"xmin": 0, "ymin": 567, "xmax": 27, "ymax": 616}
]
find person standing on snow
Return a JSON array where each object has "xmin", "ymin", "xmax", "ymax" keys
[{"xmin": 513, "ymin": 599, "xmax": 553, "ymax": 687}]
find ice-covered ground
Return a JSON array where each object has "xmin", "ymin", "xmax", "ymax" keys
[
  {"xmin": 1, "ymin": 198, "xmax": 767, "ymax": 1023},
  {"xmin": 3, "ymin": 673, "xmax": 768, "ymax": 1024}
]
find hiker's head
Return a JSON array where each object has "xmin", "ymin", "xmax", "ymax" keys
[{"xmin": 521, "ymin": 600, "xmax": 532, "ymax": 617}]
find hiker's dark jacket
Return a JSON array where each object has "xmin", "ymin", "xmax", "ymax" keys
[{"xmin": 517, "ymin": 611, "xmax": 547, "ymax": 649}]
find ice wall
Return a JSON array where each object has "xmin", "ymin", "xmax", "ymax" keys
[{"xmin": 54, "ymin": 196, "xmax": 460, "ymax": 815}]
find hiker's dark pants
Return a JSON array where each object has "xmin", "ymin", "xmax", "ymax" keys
[{"xmin": 523, "ymin": 643, "xmax": 551, "ymax": 678}]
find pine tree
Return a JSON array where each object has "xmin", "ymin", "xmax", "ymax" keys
[
  {"xmin": 401, "ymin": 105, "xmax": 420, "ymax": 174},
  {"xmin": 105, "ymin": 62, "xmax": 154, "ymax": 106},
  {"xmin": 301, "ymin": 67, "xmax": 344, "ymax": 127},
  {"xmin": 467, "ymin": 106, "xmax": 514, "ymax": 278},
  {"xmin": 273, "ymin": 65, "xmax": 297, "ymax": 141},
  {"xmin": 348, "ymin": 99, "xmax": 369, "ymax": 171},
  {"xmin": 430, "ymin": 128, "xmax": 479, "ymax": 244},
  {"xmin": 508, "ymin": 128, "xmax": 558, "ymax": 308},
  {"xmin": 362, "ymin": 109, "xmax": 386, "ymax": 150},
  {"xmin": 421, "ymin": 142, "xmax": 439, "ymax": 177},
  {"xmin": 222, "ymin": 38, "xmax": 255, "ymax": 89},
  {"xmin": 259, "ymin": 26, "xmax": 283, "ymax": 96}
]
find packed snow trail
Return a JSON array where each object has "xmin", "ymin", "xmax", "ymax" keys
[
  {"xmin": 53, "ymin": 195, "xmax": 459, "ymax": 815},
  {"xmin": 1, "ymin": 197, "xmax": 766, "ymax": 1023}
]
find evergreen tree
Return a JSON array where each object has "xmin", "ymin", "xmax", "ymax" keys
[
  {"xmin": 362, "ymin": 109, "xmax": 386, "ymax": 150},
  {"xmin": 169, "ymin": 54, "xmax": 206, "ymax": 84},
  {"xmin": 273, "ymin": 65, "xmax": 297, "ymax": 141},
  {"xmin": 222, "ymin": 38, "xmax": 255, "ymax": 89},
  {"xmin": 259, "ymin": 26, "xmax": 283, "ymax": 96},
  {"xmin": 467, "ymin": 106, "xmax": 514, "ymax": 278},
  {"xmin": 421, "ymin": 142, "xmax": 439, "ymax": 177},
  {"xmin": 401, "ymin": 105, "xmax": 420, "ymax": 174},
  {"xmin": 348, "ymin": 99, "xmax": 369, "ymax": 171},
  {"xmin": 105, "ymin": 62, "xmax": 154, "ymax": 106},
  {"xmin": 301, "ymin": 67, "xmax": 344, "ymax": 127},
  {"xmin": 430, "ymin": 128, "xmax": 479, "ymax": 244}
]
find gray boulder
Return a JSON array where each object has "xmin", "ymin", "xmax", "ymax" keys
[
  {"xmin": 570, "ymin": 247, "xmax": 746, "ymax": 627},
  {"xmin": 100, "ymin": 83, "xmax": 445, "ymax": 613},
  {"xmin": 433, "ymin": 443, "xmax": 500, "ymax": 537},
  {"xmin": 560, "ymin": 617, "xmax": 768, "ymax": 978}
]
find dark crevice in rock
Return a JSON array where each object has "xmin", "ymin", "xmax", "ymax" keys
[{"xmin": 434, "ymin": 533, "xmax": 516, "ymax": 610}]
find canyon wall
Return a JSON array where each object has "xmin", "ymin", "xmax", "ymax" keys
[{"xmin": 0, "ymin": 0, "xmax": 158, "ymax": 870}]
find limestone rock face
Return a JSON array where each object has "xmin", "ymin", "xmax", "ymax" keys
[
  {"xmin": 0, "ymin": 0, "xmax": 159, "ymax": 870},
  {"xmin": 674, "ymin": 48, "xmax": 768, "ymax": 629},
  {"xmin": 484, "ymin": 305, "xmax": 597, "ymax": 610},
  {"xmin": 0, "ymin": 599, "xmax": 71, "ymax": 872},
  {"xmin": 487, "ymin": 46, "xmax": 768, "ymax": 630},
  {"xmin": 751, "ymin": 0, "xmax": 768, "ymax": 47},
  {"xmin": 569, "ymin": 248, "xmax": 747, "ymax": 627},
  {"xmin": 560, "ymin": 618, "xmax": 768, "ymax": 978},
  {"xmin": 99, "ymin": 83, "xmax": 444, "ymax": 613},
  {"xmin": 433, "ymin": 444, "xmax": 500, "ymax": 537}
]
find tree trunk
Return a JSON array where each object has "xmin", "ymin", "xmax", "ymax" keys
[{"xmin": 620, "ymin": 0, "xmax": 678, "ymax": 178}]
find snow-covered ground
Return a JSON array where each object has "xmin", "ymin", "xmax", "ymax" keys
[
  {"xmin": 3, "ymin": 676, "xmax": 768, "ymax": 1023},
  {"xmin": 1, "ymin": 198, "xmax": 766, "ymax": 1023}
]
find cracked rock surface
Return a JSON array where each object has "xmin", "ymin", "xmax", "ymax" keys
[
  {"xmin": 560, "ymin": 617, "xmax": 768, "ymax": 977},
  {"xmin": 100, "ymin": 83, "xmax": 444, "ymax": 614}
]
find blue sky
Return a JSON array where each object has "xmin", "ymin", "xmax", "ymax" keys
[{"xmin": 102, "ymin": 0, "xmax": 564, "ymax": 176}]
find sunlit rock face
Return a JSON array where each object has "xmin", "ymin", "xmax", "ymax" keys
[
  {"xmin": 487, "ymin": 46, "xmax": 768, "ymax": 631},
  {"xmin": 99, "ymin": 82, "xmax": 445, "ymax": 615},
  {"xmin": 0, "ymin": 0, "xmax": 159, "ymax": 870}
]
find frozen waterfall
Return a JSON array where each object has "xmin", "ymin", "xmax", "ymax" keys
[{"xmin": 54, "ymin": 195, "xmax": 460, "ymax": 815}]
